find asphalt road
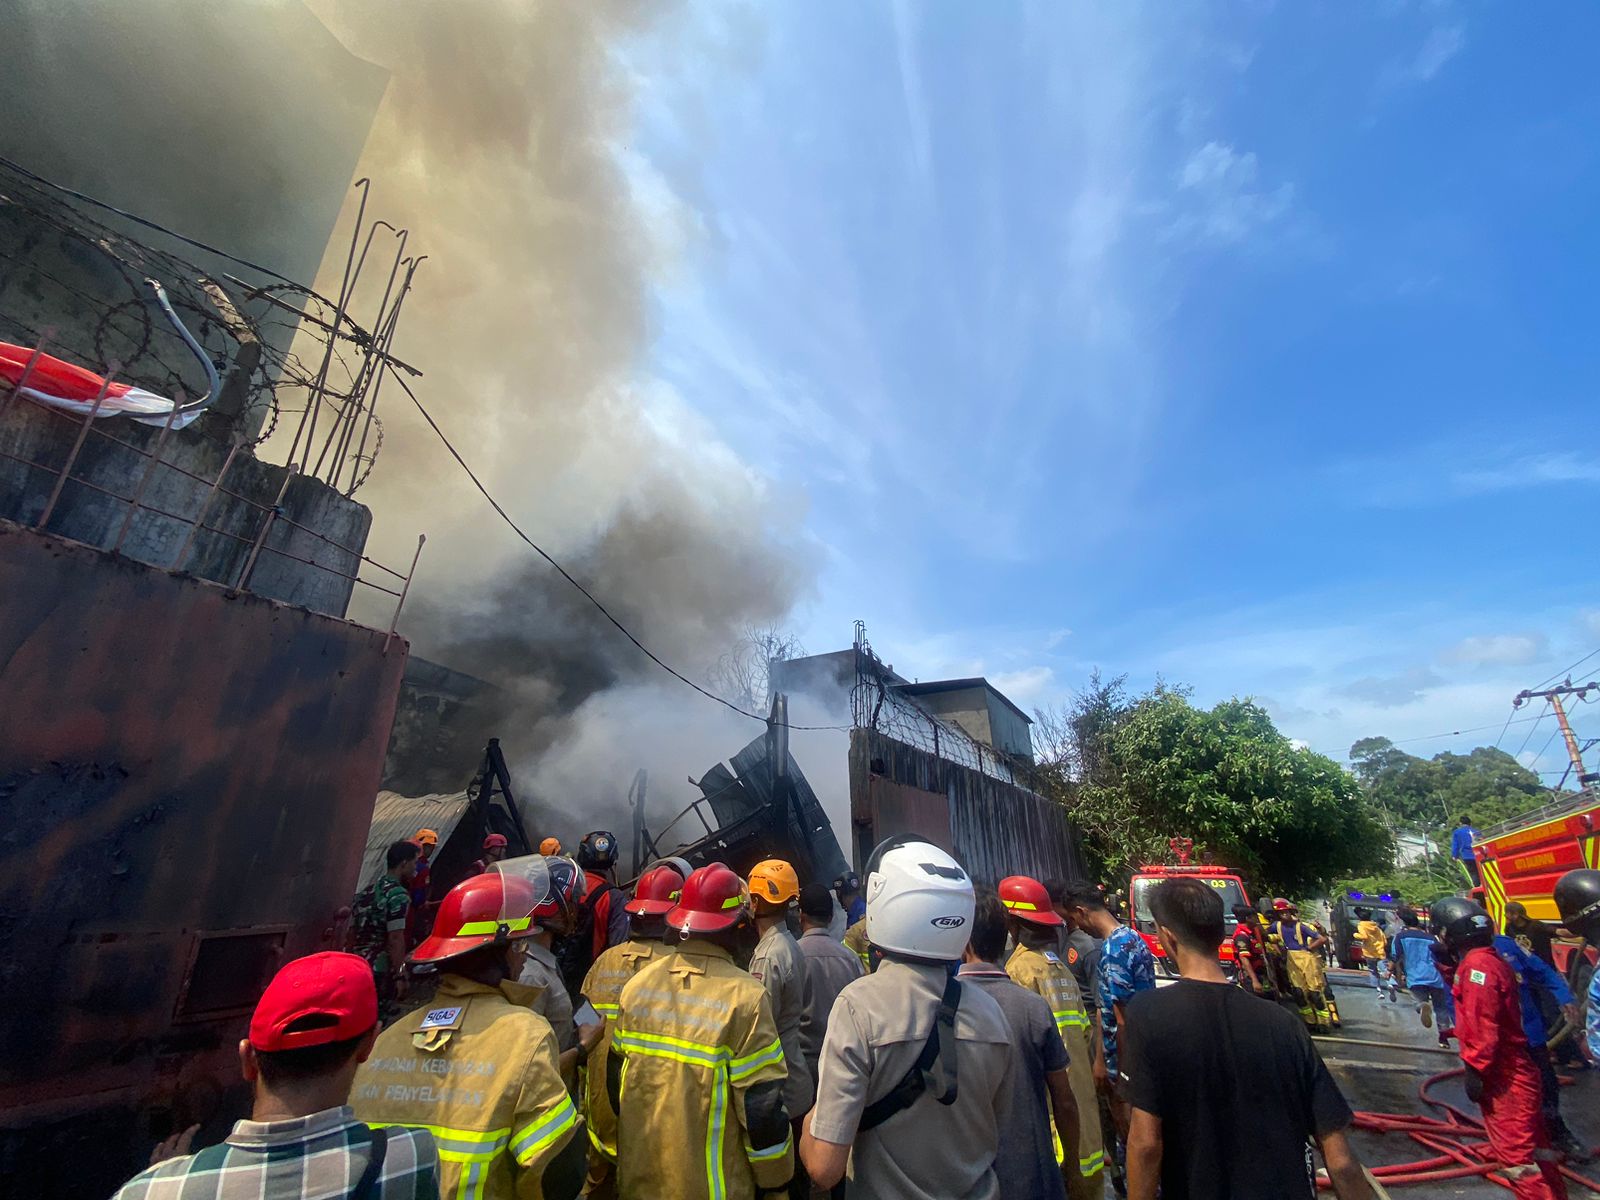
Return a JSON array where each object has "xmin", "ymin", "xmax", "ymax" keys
[{"xmin": 1315, "ymin": 968, "xmax": 1600, "ymax": 1198}]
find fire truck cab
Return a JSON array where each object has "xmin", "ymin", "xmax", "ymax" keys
[{"xmin": 1129, "ymin": 839, "xmax": 1252, "ymax": 976}]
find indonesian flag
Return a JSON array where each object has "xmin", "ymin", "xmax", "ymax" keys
[{"xmin": 1, "ymin": 342, "xmax": 202, "ymax": 428}]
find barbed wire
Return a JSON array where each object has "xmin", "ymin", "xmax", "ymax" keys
[{"xmin": 0, "ymin": 158, "xmax": 403, "ymax": 494}]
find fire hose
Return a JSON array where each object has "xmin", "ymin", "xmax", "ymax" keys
[{"xmin": 1316, "ymin": 1066, "xmax": 1600, "ymax": 1192}]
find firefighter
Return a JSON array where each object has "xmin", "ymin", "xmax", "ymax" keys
[
  {"xmin": 801, "ymin": 838, "xmax": 1015, "ymax": 1198},
  {"xmin": 1002, "ymin": 874, "xmax": 1105, "ymax": 1200},
  {"xmin": 518, "ymin": 856, "xmax": 590, "ymax": 1081},
  {"xmin": 471, "ymin": 832, "xmax": 510, "ymax": 876},
  {"xmin": 1553, "ymin": 869, "xmax": 1600, "ymax": 1067},
  {"xmin": 746, "ymin": 859, "xmax": 815, "ymax": 1199},
  {"xmin": 1273, "ymin": 900, "xmax": 1337, "ymax": 1031},
  {"xmin": 408, "ymin": 828, "xmax": 439, "ymax": 946},
  {"xmin": 351, "ymin": 859, "xmax": 585, "ymax": 1200},
  {"xmin": 559, "ymin": 832, "xmax": 629, "ymax": 997},
  {"xmin": 1432, "ymin": 896, "xmax": 1567, "ymax": 1199},
  {"xmin": 842, "ymin": 916, "xmax": 870, "ymax": 971},
  {"xmin": 610, "ymin": 862, "xmax": 794, "ymax": 1199},
  {"xmin": 579, "ymin": 859, "xmax": 687, "ymax": 1200}
]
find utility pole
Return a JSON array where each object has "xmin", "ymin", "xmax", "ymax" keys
[{"xmin": 1513, "ymin": 680, "xmax": 1599, "ymax": 788}]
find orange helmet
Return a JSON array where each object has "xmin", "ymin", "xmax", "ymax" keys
[
  {"xmin": 413, "ymin": 828, "xmax": 439, "ymax": 849},
  {"xmin": 627, "ymin": 862, "xmax": 687, "ymax": 915},
  {"xmin": 411, "ymin": 870, "xmax": 540, "ymax": 964},
  {"xmin": 748, "ymin": 859, "xmax": 800, "ymax": 907},
  {"xmin": 998, "ymin": 875, "xmax": 1064, "ymax": 927},
  {"xmin": 667, "ymin": 864, "xmax": 750, "ymax": 936},
  {"xmin": 539, "ymin": 836, "xmax": 563, "ymax": 856}
]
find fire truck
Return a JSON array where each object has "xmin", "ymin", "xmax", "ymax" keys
[
  {"xmin": 1129, "ymin": 839, "xmax": 1253, "ymax": 975},
  {"xmin": 1473, "ymin": 788, "xmax": 1600, "ymax": 997}
]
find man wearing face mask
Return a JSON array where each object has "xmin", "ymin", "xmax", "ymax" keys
[
  {"xmin": 352, "ymin": 861, "xmax": 586, "ymax": 1200},
  {"xmin": 610, "ymin": 862, "xmax": 794, "ymax": 1199}
]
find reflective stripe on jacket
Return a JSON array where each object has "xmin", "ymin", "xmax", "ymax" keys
[
  {"xmin": 1007, "ymin": 944, "xmax": 1104, "ymax": 1179},
  {"xmin": 580, "ymin": 938, "xmax": 663, "ymax": 1162},
  {"xmin": 351, "ymin": 974, "xmax": 579, "ymax": 1200},
  {"xmin": 613, "ymin": 938, "xmax": 793, "ymax": 1200}
]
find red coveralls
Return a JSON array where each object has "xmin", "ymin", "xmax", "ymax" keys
[{"xmin": 1452, "ymin": 945, "xmax": 1567, "ymax": 1199}]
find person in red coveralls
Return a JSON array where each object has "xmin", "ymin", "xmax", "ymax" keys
[{"xmin": 1429, "ymin": 896, "xmax": 1566, "ymax": 1200}]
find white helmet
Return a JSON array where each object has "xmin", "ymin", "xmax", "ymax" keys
[{"xmin": 864, "ymin": 836, "xmax": 974, "ymax": 962}]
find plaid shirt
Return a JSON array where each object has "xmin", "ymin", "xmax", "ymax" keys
[{"xmin": 112, "ymin": 1106, "xmax": 439, "ymax": 1200}]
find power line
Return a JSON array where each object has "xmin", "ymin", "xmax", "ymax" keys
[
  {"xmin": 390, "ymin": 369, "xmax": 848, "ymax": 733},
  {"xmin": 1511, "ymin": 703, "xmax": 1550, "ymax": 761},
  {"xmin": 1392, "ymin": 713, "xmax": 1544, "ymax": 746},
  {"xmin": 1530, "ymin": 646, "xmax": 1600, "ymax": 692}
]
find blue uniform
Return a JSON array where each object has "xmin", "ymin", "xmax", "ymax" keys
[
  {"xmin": 1588, "ymin": 968, "xmax": 1600, "ymax": 1062},
  {"xmin": 1491, "ymin": 934, "xmax": 1573, "ymax": 1049},
  {"xmin": 1096, "ymin": 924, "xmax": 1156, "ymax": 1077},
  {"xmin": 1450, "ymin": 825, "xmax": 1478, "ymax": 862},
  {"xmin": 1390, "ymin": 928, "xmax": 1444, "ymax": 988}
]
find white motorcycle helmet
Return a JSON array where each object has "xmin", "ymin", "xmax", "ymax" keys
[{"xmin": 863, "ymin": 835, "xmax": 974, "ymax": 962}]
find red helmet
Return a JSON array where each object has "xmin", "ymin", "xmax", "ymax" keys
[
  {"xmin": 627, "ymin": 863, "xmax": 687, "ymax": 915},
  {"xmin": 1271, "ymin": 898, "xmax": 1292, "ymax": 913},
  {"xmin": 666, "ymin": 863, "xmax": 749, "ymax": 935},
  {"xmin": 999, "ymin": 875, "xmax": 1064, "ymax": 927},
  {"xmin": 482, "ymin": 833, "xmax": 509, "ymax": 851},
  {"xmin": 412, "ymin": 871, "xmax": 541, "ymax": 964},
  {"xmin": 533, "ymin": 857, "xmax": 585, "ymax": 931}
]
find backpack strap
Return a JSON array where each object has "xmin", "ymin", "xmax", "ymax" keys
[
  {"xmin": 857, "ymin": 971, "xmax": 962, "ymax": 1132},
  {"xmin": 349, "ymin": 1126, "xmax": 389, "ymax": 1200}
]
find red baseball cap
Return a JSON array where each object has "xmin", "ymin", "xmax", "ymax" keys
[{"xmin": 249, "ymin": 952, "xmax": 378, "ymax": 1052}]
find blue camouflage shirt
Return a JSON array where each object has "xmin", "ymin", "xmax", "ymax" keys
[{"xmin": 1097, "ymin": 924, "xmax": 1156, "ymax": 1076}]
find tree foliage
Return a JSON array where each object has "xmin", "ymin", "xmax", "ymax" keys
[
  {"xmin": 708, "ymin": 626, "xmax": 804, "ymax": 712},
  {"xmin": 1347, "ymin": 736, "xmax": 1545, "ymax": 834},
  {"xmin": 1035, "ymin": 675, "xmax": 1393, "ymax": 896}
]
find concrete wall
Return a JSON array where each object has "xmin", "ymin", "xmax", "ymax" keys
[
  {"xmin": 0, "ymin": 520, "xmax": 407, "ymax": 1198},
  {"xmin": 383, "ymin": 657, "xmax": 501, "ymax": 795},
  {"xmin": 0, "ymin": 397, "xmax": 372, "ymax": 617}
]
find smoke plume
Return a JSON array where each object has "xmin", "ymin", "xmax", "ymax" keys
[{"xmin": 304, "ymin": 1, "xmax": 817, "ymax": 827}]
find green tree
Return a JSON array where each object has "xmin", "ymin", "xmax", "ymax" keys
[{"xmin": 1036, "ymin": 682, "xmax": 1393, "ymax": 895}]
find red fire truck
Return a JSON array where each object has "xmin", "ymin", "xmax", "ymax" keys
[
  {"xmin": 1474, "ymin": 789, "xmax": 1600, "ymax": 995},
  {"xmin": 1129, "ymin": 839, "xmax": 1253, "ymax": 976}
]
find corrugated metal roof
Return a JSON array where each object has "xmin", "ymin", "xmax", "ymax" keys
[{"xmin": 357, "ymin": 790, "xmax": 472, "ymax": 892}]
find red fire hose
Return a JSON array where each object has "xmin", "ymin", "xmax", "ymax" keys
[{"xmin": 1315, "ymin": 1067, "xmax": 1600, "ymax": 1192}]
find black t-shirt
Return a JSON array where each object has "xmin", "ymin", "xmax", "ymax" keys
[
  {"xmin": 1513, "ymin": 919, "xmax": 1557, "ymax": 969},
  {"xmin": 1123, "ymin": 979, "xmax": 1353, "ymax": 1199}
]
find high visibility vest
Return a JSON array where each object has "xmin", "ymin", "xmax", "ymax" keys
[
  {"xmin": 580, "ymin": 938, "xmax": 663, "ymax": 1162},
  {"xmin": 351, "ymin": 974, "xmax": 579, "ymax": 1200},
  {"xmin": 612, "ymin": 939, "xmax": 793, "ymax": 1200},
  {"xmin": 1008, "ymin": 944, "xmax": 1105, "ymax": 1180}
]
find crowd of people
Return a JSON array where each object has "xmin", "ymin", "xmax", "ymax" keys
[{"xmin": 108, "ymin": 828, "xmax": 1600, "ymax": 1200}]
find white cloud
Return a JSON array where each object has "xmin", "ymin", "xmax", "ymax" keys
[
  {"xmin": 1336, "ymin": 444, "xmax": 1600, "ymax": 508},
  {"xmin": 1167, "ymin": 141, "xmax": 1294, "ymax": 245},
  {"xmin": 992, "ymin": 666, "xmax": 1057, "ymax": 707},
  {"xmin": 1336, "ymin": 666, "xmax": 1443, "ymax": 709},
  {"xmin": 1406, "ymin": 25, "xmax": 1465, "ymax": 84},
  {"xmin": 1440, "ymin": 634, "xmax": 1546, "ymax": 668}
]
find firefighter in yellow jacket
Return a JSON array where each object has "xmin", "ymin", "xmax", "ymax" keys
[
  {"xmin": 578, "ymin": 859, "xmax": 687, "ymax": 1200},
  {"xmin": 610, "ymin": 862, "xmax": 794, "ymax": 1200},
  {"xmin": 352, "ymin": 859, "xmax": 586, "ymax": 1200},
  {"xmin": 1001, "ymin": 874, "xmax": 1105, "ymax": 1200}
]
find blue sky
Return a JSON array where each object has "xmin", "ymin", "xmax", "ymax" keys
[{"xmin": 622, "ymin": 3, "xmax": 1600, "ymax": 778}]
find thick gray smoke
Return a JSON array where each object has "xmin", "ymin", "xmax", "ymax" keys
[
  {"xmin": 303, "ymin": 1, "xmax": 817, "ymax": 829},
  {"xmin": 1, "ymin": 0, "xmax": 819, "ymax": 841}
]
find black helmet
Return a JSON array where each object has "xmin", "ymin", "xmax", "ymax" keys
[
  {"xmin": 577, "ymin": 830, "xmax": 618, "ymax": 871},
  {"xmin": 1555, "ymin": 869, "xmax": 1600, "ymax": 941},
  {"xmin": 1429, "ymin": 896, "xmax": 1493, "ymax": 955}
]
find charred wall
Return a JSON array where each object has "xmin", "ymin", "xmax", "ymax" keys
[
  {"xmin": 0, "ymin": 520, "xmax": 407, "ymax": 1198},
  {"xmin": 848, "ymin": 727, "xmax": 1086, "ymax": 887}
]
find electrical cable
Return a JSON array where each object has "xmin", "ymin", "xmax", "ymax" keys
[
  {"xmin": 1511, "ymin": 703, "xmax": 1550, "ymax": 761},
  {"xmin": 1392, "ymin": 713, "xmax": 1543, "ymax": 747},
  {"xmin": 390, "ymin": 368, "xmax": 849, "ymax": 732},
  {"xmin": 1531, "ymin": 646, "xmax": 1600, "ymax": 693}
]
